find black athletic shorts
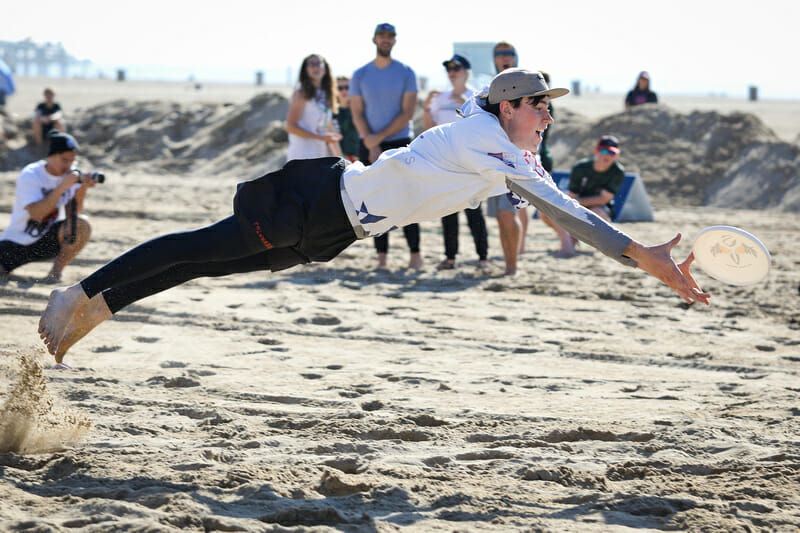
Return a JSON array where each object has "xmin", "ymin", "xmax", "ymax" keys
[
  {"xmin": 233, "ymin": 157, "xmax": 357, "ymax": 270},
  {"xmin": 0, "ymin": 221, "xmax": 64, "ymax": 272}
]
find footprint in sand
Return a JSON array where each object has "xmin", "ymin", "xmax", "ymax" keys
[
  {"xmin": 164, "ymin": 376, "xmax": 201, "ymax": 388},
  {"xmin": 92, "ymin": 345, "xmax": 121, "ymax": 353},
  {"xmin": 134, "ymin": 336, "xmax": 160, "ymax": 344},
  {"xmin": 160, "ymin": 361, "xmax": 188, "ymax": 368},
  {"xmin": 294, "ymin": 315, "xmax": 342, "ymax": 326}
]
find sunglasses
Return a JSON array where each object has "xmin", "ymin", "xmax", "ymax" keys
[
  {"xmin": 306, "ymin": 60, "xmax": 324, "ymax": 67},
  {"xmin": 445, "ymin": 65, "xmax": 463, "ymax": 72},
  {"xmin": 494, "ymin": 50, "xmax": 516, "ymax": 57},
  {"xmin": 337, "ymin": 84, "xmax": 349, "ymax": 91},
  {"xmin": 597, "ymin": 148, "xmax": 618, "ymax": 155}
]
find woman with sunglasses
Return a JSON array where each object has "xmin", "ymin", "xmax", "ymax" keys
[
  {"xmin": 423, "ymin": 54, "xmax": 489, "ymax": 271},
  {"xmin": 285, "ymin": 54, "xmax": 343, "ymax": 161}
]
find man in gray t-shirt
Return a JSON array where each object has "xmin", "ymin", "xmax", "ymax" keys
[{"xmin": 350, "ymin": 22, "xmax": 421, "ymax": 270}]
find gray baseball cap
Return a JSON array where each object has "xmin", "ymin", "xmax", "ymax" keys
[{"xmin": 485, "ymin": 68, "xmax": 569, "ymax": 104}]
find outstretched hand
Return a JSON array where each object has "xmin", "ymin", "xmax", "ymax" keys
[{"xmin": 626, "ymin": 234, "xmax": 710, "ymax": 305}]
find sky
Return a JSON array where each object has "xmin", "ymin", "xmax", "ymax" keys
[{"xmin": 4, "ymin": 0, "xmax": 799, "ymax": 99}]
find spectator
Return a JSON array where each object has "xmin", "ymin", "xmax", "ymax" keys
[
  {"xmin": 540, "ymin": 135, "xmax": 625, "ymax": 258},
  {"xmin": 423, "ymin": 54, "xmax": 488, "ymax": 271},
  {"xmin": 33, "ymin": 88, "xmax": 66, "ymax": 146},
  {"xmin": 285, "ymin": 54, "xmax": 342, "ymax": 161},
  {"xmin": 333, "ymin": 76, "xmax": 360, "ymax": 162},
  {"xmin": 485, "ymin": 41, "xmax": 528, "ymax": 275},
  {"xmin": 350, "ymin": 22, "xmax": 420, "ymax": 270},
  {"xmin": 0, "ymin": 132, "xmax": 96, "ymax": 284},
  {"xmin": 625, "ymin": 71, "xmax": 658, "ymax": 109},
  {"xmin": 493, "ymin": 41, "xmax": 518, "ymax": 71}
]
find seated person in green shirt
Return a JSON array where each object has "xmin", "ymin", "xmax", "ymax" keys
[{"xmin": 540, "ymin": 135, "xmax": 625, "ymax": 258}]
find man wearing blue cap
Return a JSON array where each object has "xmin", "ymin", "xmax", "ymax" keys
[
  {"xmin": 0, "ymin": 131, "xmax": 96, "ymax": 284},
  {"xmin": 350, "ymin": 22, "xmax": 421, "ymax": 269}
]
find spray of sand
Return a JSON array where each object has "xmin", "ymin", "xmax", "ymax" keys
[{"xmin": 0, "ymin": 348, "xmax": 92, "ymax": 454}]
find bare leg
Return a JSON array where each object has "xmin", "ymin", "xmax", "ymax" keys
[
  {"xmin": 376, "ymin": 252, "xmax": 388, "ymax": 269},
  {"xmin": 497, "ymin": 210, "xmax": 521, "ymax": 275},
  {"xmin": 54, "ymin": 293, "xmax": 112, "ymax": 362},
  {"xmin": 539, "ymin": 212, "xmax": 576, "ymax": 258},
  {"xmin": 39, "ymin": 283, "xmax": 90, "ymax": 355},
  {"xmin": 517, "ymin": 207, "xmax": 529, "ymax": 253},
  {"xmin": 408, "ymin": 252, "xmax": 423, "ymax": 270}
]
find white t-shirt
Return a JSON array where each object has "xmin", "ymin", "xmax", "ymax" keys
[
  {"xmin": 429, "ymin": 86, "xmax": 475, "ymax": 126},
  {"xmin": 286, "ymin": 88, "xmax": 333, "ymax": 161},
  {"xmin": 1, "ymin": 160, "xmax": 79, "ymax": 245}
]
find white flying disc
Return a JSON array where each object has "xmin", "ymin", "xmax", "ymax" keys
[{"xmin": 692, "ymin": 226, "xmax": 771, "ymax": 286}]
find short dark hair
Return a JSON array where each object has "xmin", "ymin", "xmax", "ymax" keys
[{"xmin": 480, "ymin": 95, "xmax": 545, "ymax": 118}]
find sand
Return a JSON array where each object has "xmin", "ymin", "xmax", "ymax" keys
[{"xmin": 0, "ymin": 77, "xmax": 799, "ymax": 532}]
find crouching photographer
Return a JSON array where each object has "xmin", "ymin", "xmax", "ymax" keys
[{"xmin": 0, "ymin": 131, "xmax": 101, "ymax": 284}]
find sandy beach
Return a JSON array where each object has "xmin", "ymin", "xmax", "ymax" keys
[{"xmin": 1, "ymin": 77, "xmax": 799, "ymax": 532}]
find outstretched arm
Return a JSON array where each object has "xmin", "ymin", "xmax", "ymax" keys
[{"xmin": 624, "ymin": 235, "xmax": 710, "ymax": 305}]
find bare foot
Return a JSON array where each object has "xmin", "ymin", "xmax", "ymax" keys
[
  {"xmin": 376, "ymin": 253, "xmax": 388, "ymax": 270},
  {"xmin": 504, "ymin": 268, "xmax": 519, "ymax": 277},
  {"xmin": 408, "ymin": 253, "xmax": 423, "ymax": 270},
  {"xmin": 54, "ymin": 294, "xmax": 112, "ymax": 363},
  {"xmin": 555, "ymin": 248, "xmax": 576, "ymax": 259},
  {"xmin": 38, "ymin": 284, "xmax": 89, "ymax": 356}
]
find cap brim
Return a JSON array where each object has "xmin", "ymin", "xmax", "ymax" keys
[
  {"xmin": 490, "ymin": 87, "xmax": 570, "ymax": 104},
  {"xmin": 535, "ymin": 87, "xmax": 569, "ymax": 99}
]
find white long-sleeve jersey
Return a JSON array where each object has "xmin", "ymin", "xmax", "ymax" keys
[{"xmin": 341, "ymin": 97, "xmax": 637, "ymax": 266}]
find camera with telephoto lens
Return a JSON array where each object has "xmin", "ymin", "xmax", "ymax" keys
[{"xmin": 75, "ymin": 169, "xmax": 105, "ymax": 184}]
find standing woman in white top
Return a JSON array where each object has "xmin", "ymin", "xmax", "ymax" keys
[
  {"xmin": 423, "ymin": 54, "xmax": 489, "ymax": 271},
  {"xmin": 285, "ymin": 54, "xmax": 343, "ymax": 161}
]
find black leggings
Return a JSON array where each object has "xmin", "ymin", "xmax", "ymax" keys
[
  {"xmin": 442, "ymin": 206, "xmax": 488, "ymax": 261},
  {"xmin": 373, "ymin": 224, "xmax": 421, "ymax": 254},
  {"xmin": 80, "ymin": 216, "xmax": 300, "ymax": 314}
]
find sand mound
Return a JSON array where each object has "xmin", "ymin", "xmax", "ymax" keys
[
  {"xmin": 71, "ymin": 92, "xmax": 290, "ymax": 178},
  {"xmin": 549, "ymin": 104, "xmax": 799, "ymax": 211},
  {"xmin": 0, "ymin": 349, "xmax": 92, "ymax": 454}
]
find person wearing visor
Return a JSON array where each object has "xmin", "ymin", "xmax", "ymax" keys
[
  {"xmin": 39, "ymin": 68, "xmax": 709, "ymax": 366},
  {"xmin": 423, "ymin": 54, "xmax": 488, "ymax": 271},
  {"xmin": 540, "ymin": 135, "xmax": 625, "ymax": 258}
]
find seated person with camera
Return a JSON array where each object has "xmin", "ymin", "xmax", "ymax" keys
[{"xmin": 0, "ymin": 132, "xmax": 98, "ymax": 284}]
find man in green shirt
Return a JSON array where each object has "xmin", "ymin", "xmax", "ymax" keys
[{"xmin": 541, "ymin": 135, "xmax": 625, "ymax": 257}]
